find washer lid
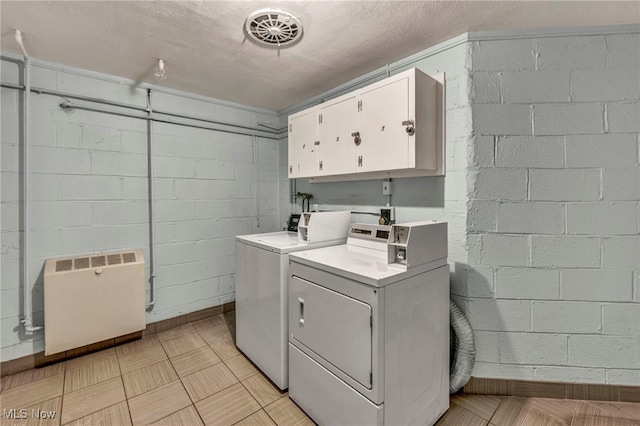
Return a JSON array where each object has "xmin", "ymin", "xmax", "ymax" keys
[
  {"xmin": 236, "ymin": 231, "xmax": 345, "ymax": 254},
  {"xmin": 236, "ymin": 231, "xmax": 303, "ymax": 253}
]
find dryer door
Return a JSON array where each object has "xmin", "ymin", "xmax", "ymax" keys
[{"xmin": 290, "ymin": 276, "xmax": 372, "ymax": 388}]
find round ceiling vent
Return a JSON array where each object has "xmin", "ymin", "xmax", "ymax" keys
[{"xmin": 245, "ymin": 9, "xmax": 302, "ymax": 47}]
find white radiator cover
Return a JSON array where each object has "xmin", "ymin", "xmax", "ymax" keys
[{"xmin": 44, "ymin": 249, "xmax": 146, "ymax": 355}]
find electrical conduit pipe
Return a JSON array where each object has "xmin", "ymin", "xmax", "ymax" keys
[
  {"xmin": 146, "ymin": 89, "xmax": 156, "ymax": 309},
  {"xmin": 15, "ymin": 30, "xmax": 42, "ymax": 333}
]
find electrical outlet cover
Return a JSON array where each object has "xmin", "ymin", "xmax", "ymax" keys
[{"xmin": 382, "ymin": 181, "xmax": 392, "ymax": 196}]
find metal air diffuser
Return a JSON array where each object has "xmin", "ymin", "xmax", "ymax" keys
[{"xmin": 245, "ymin": 9, "xmax": 302, "ymax": 47}]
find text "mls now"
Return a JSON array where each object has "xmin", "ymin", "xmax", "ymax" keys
[{"xmin": 3, "ymin": 409, "xmax": 57, "ymax": 420}]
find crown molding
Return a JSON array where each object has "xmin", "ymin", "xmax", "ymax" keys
[
  {"xmin": 468, "ymin": 23, "xmax": 640, "ymax": 42},
  {"xmin": 279, "ymin": 23, "xmax": 640, "ymax": 117},
  {"xmin": 277, "ymin": 33, "xmax": 470, "ymax": 117},
  {"xmin": 2, "ymin": 23, "xmax": 638, "ymax": 119},
  {"xmin": 0, "ymin": 51, "xmax": 278, "ymax": 117}
]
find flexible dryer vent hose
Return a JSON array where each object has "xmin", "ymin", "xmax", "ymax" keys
[{"xmin": 449, "ymin": 299, "xmax": 476, "ymax": 393}]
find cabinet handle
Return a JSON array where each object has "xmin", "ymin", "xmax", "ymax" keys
[
  {"xmin": 298, "ymin": 297, "xmax": 305, "ymax": 326},
  {"xmin": 351, "ymin": 132, "xmax": 361, "ymax": 146},
  {"xmin": 402, "ymin": 120, "xmax": 416, "ymax": 136}
]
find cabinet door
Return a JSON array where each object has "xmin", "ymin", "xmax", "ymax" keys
[
  {"xmin": 288, "ymin": 110, "xmax": 319, "ymax": 178},
  {"xmin": 317, "ymin": 96, "xmax": 358, "ymax": 175},
  {"xmin": 357, "ymin": 77, "xmax": 410, "ymax": 172}
]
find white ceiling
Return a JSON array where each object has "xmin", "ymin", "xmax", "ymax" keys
[{"xmin": 1, "ymin": 1, "xmax": 639, "ymax": 111}]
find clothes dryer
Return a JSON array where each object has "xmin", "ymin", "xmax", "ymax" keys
[{"xmin": 288, "ymin": 221, "xmax": 449, "ymax": 425}]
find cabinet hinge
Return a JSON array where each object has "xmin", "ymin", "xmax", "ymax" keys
[
  {"xmin": 289, "ymin": 166, "xmax": 292, "ymax": 173},
  {"xmin": 319, "ymin": 114, "xmax": 323, "ymax": 124},
  {"xmin": 319, "ymin": 160, "xmax": 323, "ymax": 171},
  {"xmin": 289, "ymin": 124, "xmax": 292, "ymax": 132},
  {"xmin": 358, "ymin": 155, "xmax": 363, "ymax": 167}
]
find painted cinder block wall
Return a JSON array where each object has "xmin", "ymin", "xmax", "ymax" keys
[
  {"xmin": 0, "ymin": 59, "xmax": 283, "ymax": 361},
  {"xmin": 1, "ymin": 25, "xmax": 638, "ymax": 385},
  {"xmin": 285, "ymin": 27, "xmax": 639, "ymax": 385},
  {"xmin": 464, "ymin": 32, "xmax": 640, "ymax": 385}
]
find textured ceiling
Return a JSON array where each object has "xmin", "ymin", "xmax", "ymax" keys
[{"xmin": 1, "ymin": 1, "xmax": 639, "ymax": 111}]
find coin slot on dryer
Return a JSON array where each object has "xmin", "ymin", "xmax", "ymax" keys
[{"xmin": 387, "ymin": 221, "xmax": 448, "ymax": 268}]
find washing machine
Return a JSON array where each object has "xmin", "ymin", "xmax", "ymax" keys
[
  {"xmin": 288, "ymin": 221, "xmax": 450, "ymax": 425},
  {"xmin": 235, "ymin": 211, "xmax": 351, "ymax": 390}
]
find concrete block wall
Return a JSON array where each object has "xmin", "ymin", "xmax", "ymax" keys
[
  {"xmin": 284, "ymin": 28, "xmax": 638, "ymax": 385},
  {"xmin": 0, "ymin": 59, "xmax": 282, "ymax": 361},
  {"xmin": 3, "ymin": 26, "xmax": 638, "ymax": 386},
  {"xmin": 465, "ymin": 32, "xmax": 640, "ymax": 385},
  {"xmin": 279, "ymin": 138, "xmax": 291, "ymax": 229}
]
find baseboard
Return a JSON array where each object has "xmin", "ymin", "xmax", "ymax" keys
[
  {"xmin": 464, "ymin": 377, "xmax": 640, "ymax": 403},
  {"xmin": 0, "ymin": 301, "xmax": 236, "ymax": 377}
]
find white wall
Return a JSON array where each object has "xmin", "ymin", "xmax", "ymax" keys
[
  {"xmin": 465, "ymin": 32, "xmax": 640, "ymax": 385},
  {"xmin": 0, "ymin": 59, "xmax": 283, "ymax": 361}
]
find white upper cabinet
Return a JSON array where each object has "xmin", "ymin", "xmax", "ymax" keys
[
  {"xmin": 317, "ymin": 95, "xmax": 358, "ymax": 175},
  {"xmin": 288, "ymin": 108, "xmax": 319, "ymax": 178},
  {"xmin": 287, "ymin": 68, "xmax": 444, "ymax": 181},
  {"xmin": 357, "ymin": 77, "xmax": 410, "ymax": 173}
]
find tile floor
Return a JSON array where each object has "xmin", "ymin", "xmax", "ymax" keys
[
  {"xmin": 0, "ymin": 312, "xmax": 311, "ymax": 426},
  {"xmin": 439, "ymin": 394, "xmax": 640, "ymax": 426},
  {"xmin": 1, "ymin": 311, "xmax": 639, "ymax": 426}
]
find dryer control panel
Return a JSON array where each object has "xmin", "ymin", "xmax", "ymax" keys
[{"xmin": 346, "ymin": 224, "xmax": 391, "ymax": 250}]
